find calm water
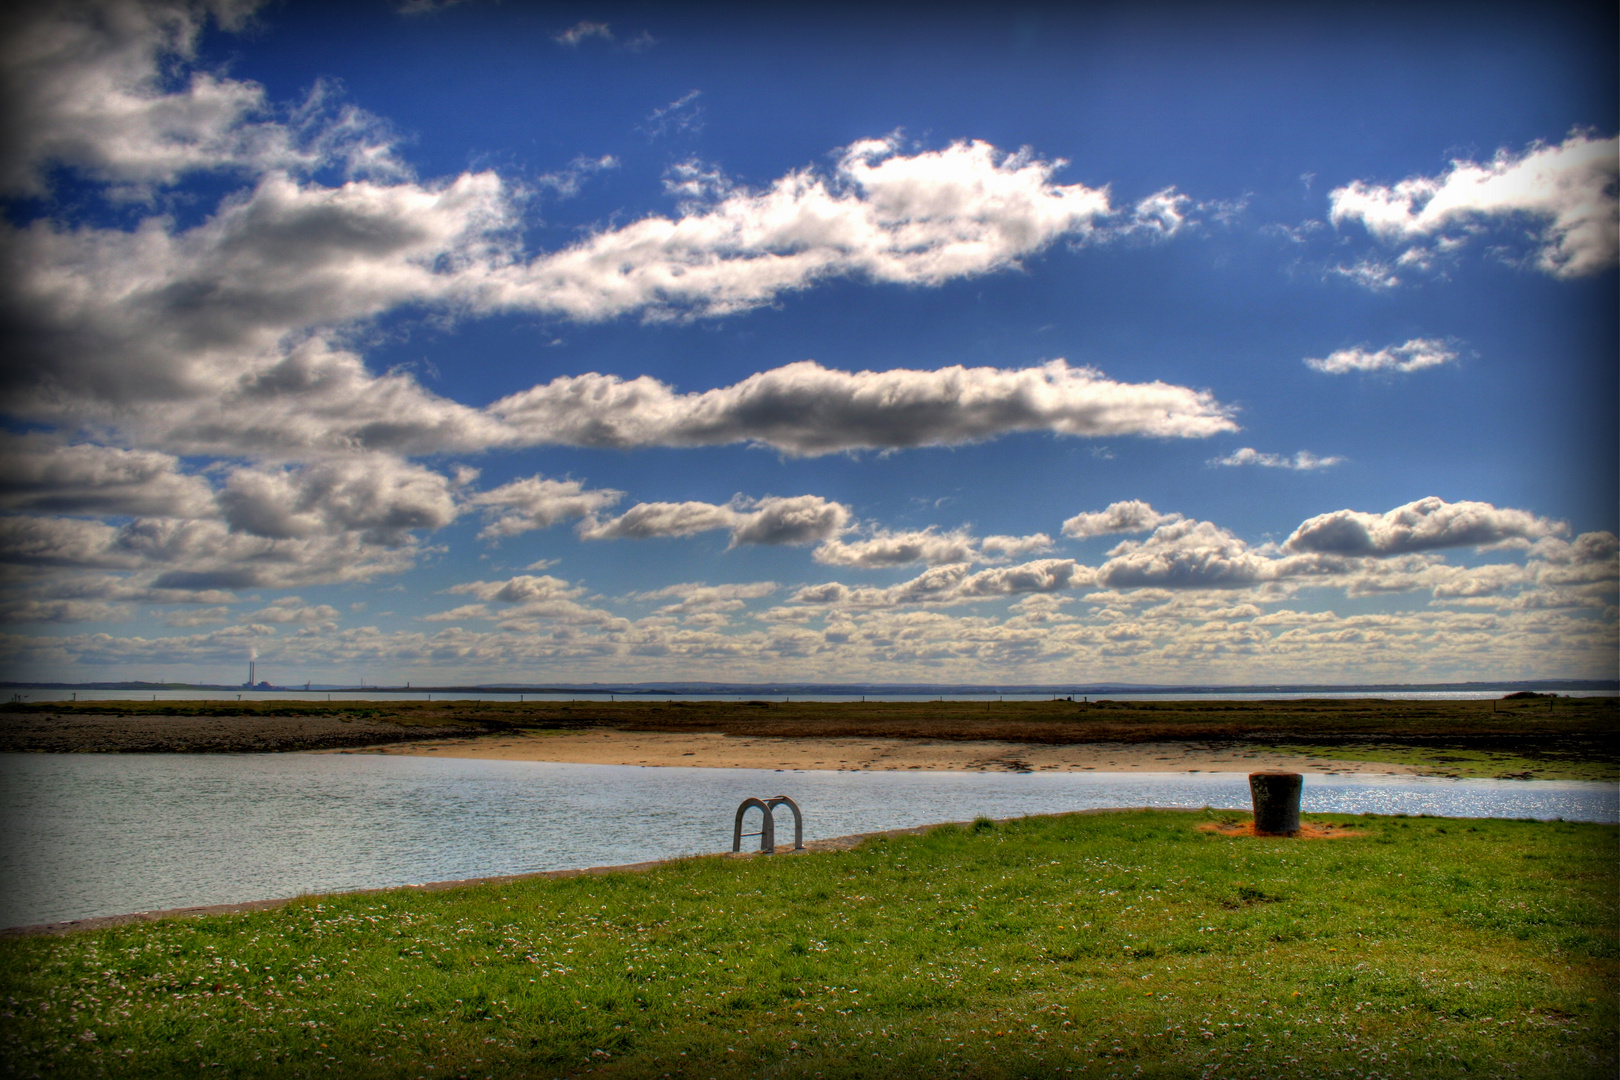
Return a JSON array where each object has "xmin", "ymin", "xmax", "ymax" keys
[{"xmin": 1, "ymin": 754, "xmax": 1614, "ymax": 929}]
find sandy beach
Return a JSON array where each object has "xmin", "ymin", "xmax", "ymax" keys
[{"xmin": 354, "ymin": 728, "xmax": 1422, "ymax": 774}]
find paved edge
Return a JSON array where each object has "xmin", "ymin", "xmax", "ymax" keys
[{"xmin": 2, "ymin": 806, "xmax": 1258, "ymax": 940}]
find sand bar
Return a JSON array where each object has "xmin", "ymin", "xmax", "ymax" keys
[{"xmin": 354, "ymin": 728, "xmax": 1421, "ymax": 774}]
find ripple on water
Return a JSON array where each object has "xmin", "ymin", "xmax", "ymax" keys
[{"xmin": 0, "ymin": 754, "xmax": 1613, "ymax": 927}]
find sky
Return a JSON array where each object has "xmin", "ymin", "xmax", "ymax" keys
[{"xmin": 0, "ymin": 0, "xmax": 1615, "ymax": 687}]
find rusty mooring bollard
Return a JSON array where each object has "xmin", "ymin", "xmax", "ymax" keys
[{"xmin": 1249, "ymin": 771, "xmax": 1302, "ymax": 835}]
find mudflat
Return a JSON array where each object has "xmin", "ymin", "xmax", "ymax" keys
[
  {"xmin": 370, "ymin": 726, "xmax": 1419, "ymax": 774},
  {"xmin": 3, "ymin": 696, "xmax": 1612, "ymax": 778}
]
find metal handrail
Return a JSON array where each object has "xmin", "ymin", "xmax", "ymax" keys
[{"xmin": 732, "ymin": 795, "xmax": 804, "ymax": 854}]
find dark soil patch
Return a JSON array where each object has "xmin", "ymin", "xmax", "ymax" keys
[{"xmin": 1198, "ymin": 820, "xmax": 1364, "ymax": 840}]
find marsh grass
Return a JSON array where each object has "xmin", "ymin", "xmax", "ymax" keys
[
  {"xmin": 2, "ymin": 810, "xmax": 1614, "ymax": 1078},
  {"xmin": 1278, "ymin": 743, "xmax": 1619, "ymax": 782}
]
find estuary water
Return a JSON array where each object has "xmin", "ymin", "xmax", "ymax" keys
[{"xmin": 1, "ymin": 753, "xmax": 1614, "ymax": 929}]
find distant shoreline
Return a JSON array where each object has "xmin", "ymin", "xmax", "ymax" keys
[{"xmin": 4, "ymin": 679, "xmax": 1616, "ymax": 696}]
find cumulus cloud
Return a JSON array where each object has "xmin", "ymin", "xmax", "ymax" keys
[
  {"xmin": 1329, "ymin": 132, "xmax": 1620, "ymax": 278},
  {"xmin": 812, "ymin": 528, "xmax": 978, "ymax": 569},
  {"xmin": 470, "ymin": 475, "xmax": 624, "ymax": 539},
  {"xmin": 0, "ymin": 9, "xmax": 1223, "ymax": 463},
  {"xmin": 433, "ymin": 573, "xmax": 626, "ymax": 630},
  {"xmin": 218, "ymin": 457, "xmax": 458, "ymax": 546},
  {"xmin": 492, "ymin": 359, "xmax": 1237, "ymax": 457},
  {"xmin": 0, "ymin": 598, "xmax": 132, "ymax": 624},
  {"xmin": 979, "ymin": 533, "xmax": 1055, "ymax": 558},
  {"xmin": 1210, "ymin": 447, "xmax": 1344, "ymax": 470},
  {"xmin": 1304, "ymin": 338, "xmax": 1456, "ymax": 375},
  {"xmin": 811, "ymin": 526, "xmax": 1055, "ymax": 568},
  {"xmin": 1284, "ymin": 496, "xmax": 1566, "ymax": 556},
  {"xmin": 0, "ymin": 434, "xmax": 217, "ymax": 517},
  {"xmin": 0, "ymin": 513, "xmax": 421, "ymax": 589},
  {"xmin": 578, "ymin": 495, "xmax": 851, "ymax": 547},
  {"xmin": 1061, "ymin": 500, "xmax": 1182, "ymax": 539},
  {"xmin": 247, "ymin": 598, "xmax": 339, "ymax": 624},
  {"xmin": 482, "ymin": 136, "xmax": 1121, "ymax": 321},
  {"xmin": 1527, "ymin": 532, "xmax": 1619, "ymax": 586},
  {"xmin": 0, "ymin": 1, "xmax": 400, "ymax": 195},
  {"xmin": 633, "ymin": 581, "xmax": 778, "ymax": 615},
  {"xmin": 1096, "ymin": 519, "xmax": 1292, "ymax": 589},
  {"xmin": 792, "ymin": 557, "xmax": 1087, "ymax": 609},
  {"xmin": 447, "ymin": 574, "xmax": 586, "ymax": 604}
]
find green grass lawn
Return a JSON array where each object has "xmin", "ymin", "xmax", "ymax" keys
[{"xmin": 2, "ymin": 811, "xmax": 1614, "ymax": 1079}]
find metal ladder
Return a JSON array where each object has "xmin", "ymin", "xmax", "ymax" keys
[{"xmin": 732, "ymin": 796, "xmax": 804, "ymax": 854}]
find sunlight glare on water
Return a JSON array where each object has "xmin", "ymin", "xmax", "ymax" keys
[{"xmin": 0, "ymin": 754, "xmax": 1613, "ymax": 928}]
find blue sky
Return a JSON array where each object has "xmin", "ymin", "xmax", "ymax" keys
[{"xmin": 0, "ymin": 0, "xmax": 1615, "ymax": 686}]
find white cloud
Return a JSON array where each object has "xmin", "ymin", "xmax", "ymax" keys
[
  {"xmin": 791, "ymin": 557, "xmax": 1087, "ymax": 609},
  {"xmin": 1284, "ymin": 496, "xmax": 1566, "ymax": 556},
  {"xmin": 812, "ymin": 527, "xmax": 978, "ymax": 568},
  {"xmin": 446, "ymin": 574, "xmax": 585, "ymax": 604},
  {"xmin": 482, "ymin": 136, "xmax": 1120, "ymax": 321},
  {"xmin": 1061, "ymin": 500, "xmax": 1182, "ymax": 539},
  {"xmin": 0, "ymin": 19, "xmax": 1225, "ymax": 465},
  {"xmin": 2, "ymin": 171, "xmax": 518, "ymax": 438},
  {"xmin": 0, "ymin": 598, "xmax": 133, "ymax": 624},
  {"xmin": 218, "ymin": 457, "xmax": 458, "ymax": 546},
  {"xmin": 1210, "ymin": 447, "xmax": 1344, "ymax": 470},
  {"xmin": 1326, "ymin": 258, "xmax": 1401, "ymax": 291},
  {"xmin": 979, "ymin": 533, "xmax": 1055, "ymax": 559},
  {"xmin": 0, "ymin": 1, "xmax": 400, "ymax": 196},
  {"xmin": 164, "ymin": 605, "xmax": 232, "ymax": 627},
  {"xmin": 247, "ymin": 598, "xmax": 339, "ymax": 625},
  {"xmin": 434, "ymin": 573, "xmax": 626, "ymax": 630},
  {"xmin": 534, "ymin": 154, "xmax": 619, "ymax": 199},
  {"xmin": 492, "ymin": 359, "xmax": 1237, "ymax": 457},
  {"xmin": 0, "ymin": 513, "xmax": 422, "ymax": 589},
  {"xmin": 1329, "ymin": 132, "xmax": 1620, "ymax": 278},
  {"xmin": 811, "ymin": 526, "xmax": 1055, "ymax": 568},
  {"xmin": 1304, "ymin": 338, "xmax": 1456, "ymax": 375},
  {"xmin": 639, "ymin": 91, "xmax": 702, "ymax": 140},
  {"xmin": 470, "ymin": 475, "xmax": 624, "ymax": 539},
  {"xmin": 578, "ymin": 495, "xmax": 851, "ymax": 547},
  {"xmin": 0, "ymin": 434, "xmax": 216, "ymax": 517},
  {"xmin": 1096, "ymin": 519, "xmax": 1289, "ymax": 589},
  {"xmin": 554, "ymin": 21, "xmax": 612, "ymax": 47},
  {"xmin": 633, "ymin": 581, "xmax": 778, "ymax": 615}
]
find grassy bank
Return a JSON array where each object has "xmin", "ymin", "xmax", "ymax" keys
[{"xmin": 2, "ymin": 811, "xmax": 1614, "ymax": 1078}]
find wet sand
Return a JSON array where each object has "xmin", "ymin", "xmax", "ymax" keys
[{"xmin": 356, "ymin": 728, "xmax": 1421, "ymax": 775}]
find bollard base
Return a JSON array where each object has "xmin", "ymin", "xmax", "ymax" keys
[{"xmin": 1249, "ymin": 770, "xmax": 1303, "ymax": 836}]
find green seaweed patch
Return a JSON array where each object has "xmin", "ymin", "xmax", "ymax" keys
[{"xmin": 1280, "ymin": 742, "xmax": 1618, "ymax": 783}]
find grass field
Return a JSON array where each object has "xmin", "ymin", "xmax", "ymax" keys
[{"xmin": 2, "ymin": 810, "xmax": 1614, "ymax": 1079}]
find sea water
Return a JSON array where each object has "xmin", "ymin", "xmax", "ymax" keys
[{"xmin": 1, "ymin": 753, "xmax": 1613, "ymax": 928}]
